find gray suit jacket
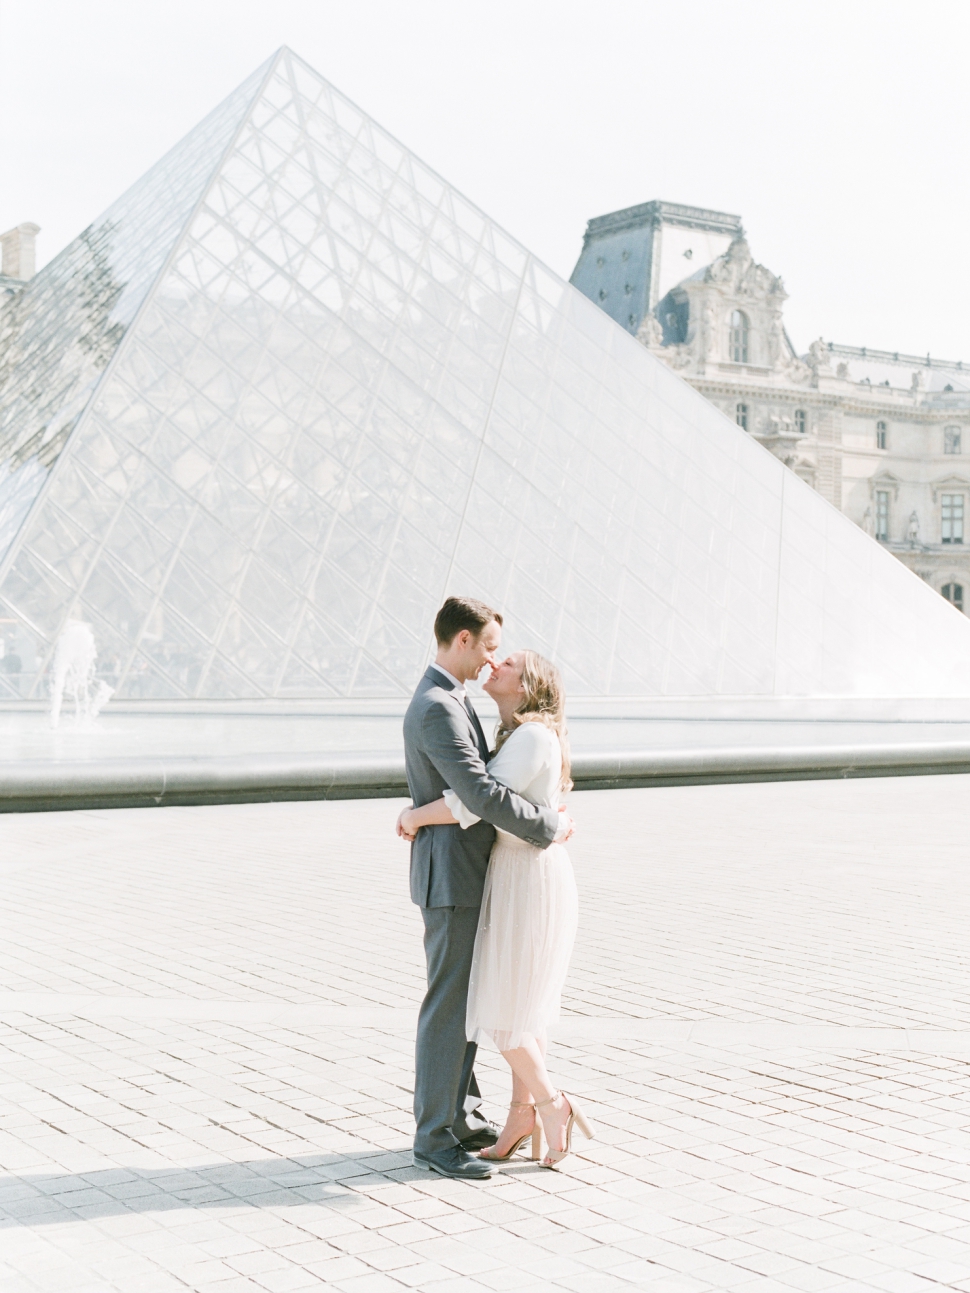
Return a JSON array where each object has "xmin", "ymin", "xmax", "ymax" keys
[{"xmin": 404, "ymin": 666, "xmax": 560, "ymax": 908}]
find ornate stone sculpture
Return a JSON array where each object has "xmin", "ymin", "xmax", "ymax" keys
[
  {"xmin": 701, "ymin": 299, "xmax": 718, "ymax": 360},
  {"xmin": 807, "ymin": 337, "xmax": 831, "ymax": 371},
  {"xmin": 662, "ymin": 344, "xmax": 693, "ymax": 370},
  {"xmin": 636, "ymin": 313, "xmax": 664, "ymax": 348},
  {"xmin": 648, "ymin": 234, "xmax": 791, "ymax": 375}
]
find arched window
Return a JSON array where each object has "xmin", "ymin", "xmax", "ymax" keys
[
  {"xmin": 794, "ymin": 409, "xmax": 806, "ymax": 434},
  {"xmin": 943, "ymin": 583, "xmax": 964, "ymax": 613},
  {"xmin": 736, "ymin": 402, "xmax": 748, "ymax": 431},
  {"xmin": 729, "ymin": 310, "xmax": 749, "ymax": 363},
  {"xmin": 876, "ymin": 421, "xmax": 887, "ymax": 450}
]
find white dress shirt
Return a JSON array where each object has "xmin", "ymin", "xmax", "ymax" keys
[{"xmin": 430, "ymin": 662, "xmax": 466, "ymax": 701}]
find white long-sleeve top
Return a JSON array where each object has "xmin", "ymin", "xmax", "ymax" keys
[{"xmin": 443, "ymin": 721, "xmax": 562, "ymax": 830}]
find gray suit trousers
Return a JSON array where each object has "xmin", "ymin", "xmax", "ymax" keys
[{"xmin": 413, "ymin": 905, "xmax": 483, "ymax": 1155}]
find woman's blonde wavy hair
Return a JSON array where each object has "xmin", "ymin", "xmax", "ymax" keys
[{"xmin": 493, "ymin": 650, "xmax": 572, "ymax": 793}]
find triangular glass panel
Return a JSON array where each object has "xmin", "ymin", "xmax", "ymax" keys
[
  {"xmin": 217, "ymin": 606, "xmax": 287, "ymax": 692},
  {"xmin": 235, "ymin": 555, "xmax": 303, "ymax": 635},
  {"xmin": 2, "ymin": 44, "xmax": 969, "ymax": 705},
  {"xmin": 197, "ymin": 653, "xmax": 263, "ymax": 699},
  {"xmin": 117, "ymin": 653, "xmax": 186, "ymax": 701},
  {"xmin": 288, "ymin": 605, "xmax": 358, "ymax": 692},
  {"xmin": 134, "ymin": 603, "xmax": 210, "ymax": 698},
  {"xmin": 0, "ymin": 54, "xmax": 272, "ymax": 571},
  {"xmin": 277, "ymin": 652, "xmax": 338, "ymax": 698},
  {"xmin": 350, "ymin": 651, "xmax": 410, "ymax": 698}
]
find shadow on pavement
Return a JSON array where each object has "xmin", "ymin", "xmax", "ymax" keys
[{"xmin": 0, "ymin": 1149, "xmax": 440, "ymax": 1225}]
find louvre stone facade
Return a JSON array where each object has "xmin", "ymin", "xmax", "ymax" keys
[{"xmin": 572, "ymin": 201, "xmax": 970, "ymax": 614}]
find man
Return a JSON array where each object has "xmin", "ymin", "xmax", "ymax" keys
[{"xmin": 399, "ymin": 596, "xmax": 573, "ymax": 1180}]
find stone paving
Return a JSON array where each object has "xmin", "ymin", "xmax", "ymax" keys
[{"xmin": 3, "ymin": 776, "xmax": 970, "ymax": 1291}]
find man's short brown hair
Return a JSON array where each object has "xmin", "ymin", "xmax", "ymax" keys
[{"xmin": 433, "ymin": 596, "xmax": 503, "ymax": 647}]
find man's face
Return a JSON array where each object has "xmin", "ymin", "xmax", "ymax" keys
[{"xmin": 462, "ymin": 620, "xmax": 501, "ymax": 681}]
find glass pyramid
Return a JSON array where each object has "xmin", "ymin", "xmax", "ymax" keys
[{"xmin": 1, "ymin": 47, "xmax": 968, "ymax": 702}]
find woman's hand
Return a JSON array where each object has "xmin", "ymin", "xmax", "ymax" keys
[
  {"xmin": 395, "ymin": 797, "xmax": 457, "ymax": 843},
  {"xmin": 396, "ymin": 806, "xmax": 418, "ymax": 842}
]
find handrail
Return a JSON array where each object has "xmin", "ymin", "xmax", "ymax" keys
[{"xmin": 827, "ymin": 342, "xmax": 967, "ymax": 373}]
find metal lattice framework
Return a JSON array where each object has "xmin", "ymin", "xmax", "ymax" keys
[{"xmin": 1, "ymin": 48, "xmax": 969, "ymax": 702}]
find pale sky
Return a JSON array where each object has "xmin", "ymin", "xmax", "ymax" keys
[{"xmin": 1, "ymin": 0, "xmax": 967, "ymax": 360}]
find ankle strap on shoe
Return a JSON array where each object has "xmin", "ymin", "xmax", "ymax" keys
[
  {"xmin": 509, "ymin": 1100, "xmax": 535, "ymax": 1109},
  {"xmin": 534, "ymin": 1092, "xmax": 562, "ymax": 1110}
]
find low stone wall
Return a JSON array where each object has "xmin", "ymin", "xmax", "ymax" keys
[{"xmin": 6, "ymin": 742, "xmax": 970, "ymax": 812}]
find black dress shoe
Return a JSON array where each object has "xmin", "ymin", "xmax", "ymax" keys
[
  {"xmin": 459, "ymin": 1122, "xmax": 499, "ymax": 1151},
  {"xmin": 413, "ymin": 1146, "xmax": 494, "ymax": 1179}
]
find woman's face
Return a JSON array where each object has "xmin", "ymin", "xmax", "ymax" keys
[{"xmin": 483, "ymin": 651, "xmax": 526, "ymax": 702}]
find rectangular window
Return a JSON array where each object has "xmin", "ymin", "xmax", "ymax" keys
[
  {"xmin": 730, "ymin": 312, "xmax": 749, "ymax": 364},
  {"xmin": 945, "ymin": 426, "xmax": 962, "ymax": 454},
  {"xmin": 876, "ymin": 421, "xmax": 887, "ymax": 450},
  {"xmin": 943, "ymin": 583, "xmax": 964, "ymax": 613},
  {"xmin": 942, "ymin": 494, "xmax": 964, "ymax": 544},
  {"xmin": 794, "ymin": 409, "xmax": 806, "ymax": 434},
  {"xmin": 875, "ymin": 490, "xmax": 889, "ymax": 541}
]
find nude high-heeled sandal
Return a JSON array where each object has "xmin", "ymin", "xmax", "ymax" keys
[
  {"xmin": 478, "ymin": 1101, "xmax": 543, "ymax": 1162},
  {"xmin": 535, "ymin": 1091, "xmax": 594, "ymax": 1168}
]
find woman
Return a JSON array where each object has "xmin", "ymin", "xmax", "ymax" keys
[{"xmin": 399, "ymin": 650, "xmax": 593, "ymax": 1168}]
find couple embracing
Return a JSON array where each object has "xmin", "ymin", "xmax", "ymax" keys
[{"xmin": 396, "ymin": 596, "xmax": 594, "ymax": 1180}]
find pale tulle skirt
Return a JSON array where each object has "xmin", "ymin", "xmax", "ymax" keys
[{"xmin": 466, "ymin": 829, "xmax": 579, "ymax": 1051}]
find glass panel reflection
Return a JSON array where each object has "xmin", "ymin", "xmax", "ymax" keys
[{"xmin": 1, "ymin": 46, "xmax": 969, "ymax": 704}]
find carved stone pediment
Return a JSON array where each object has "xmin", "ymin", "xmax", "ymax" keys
[
  {"xmin": 935, "ymin": 568, "xmax": 969, "ymax": 588},
  {"xmin": 705, "ymin": 236, "xmax": 785, "ymax": 301},
  {"xmin": 782, "ymin": 354, "xmax": 813, "ymax": 384},
  {"xmin": 870, "ymin": 471, "xmax": 903, "ymax": 500},
  {"xmin": 647, "ymin": 234, "xmax": 800, "ymax": 377},
  {"xmin": 930, "ymin": 474, "xmax": 970, "ymax": 503}
]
